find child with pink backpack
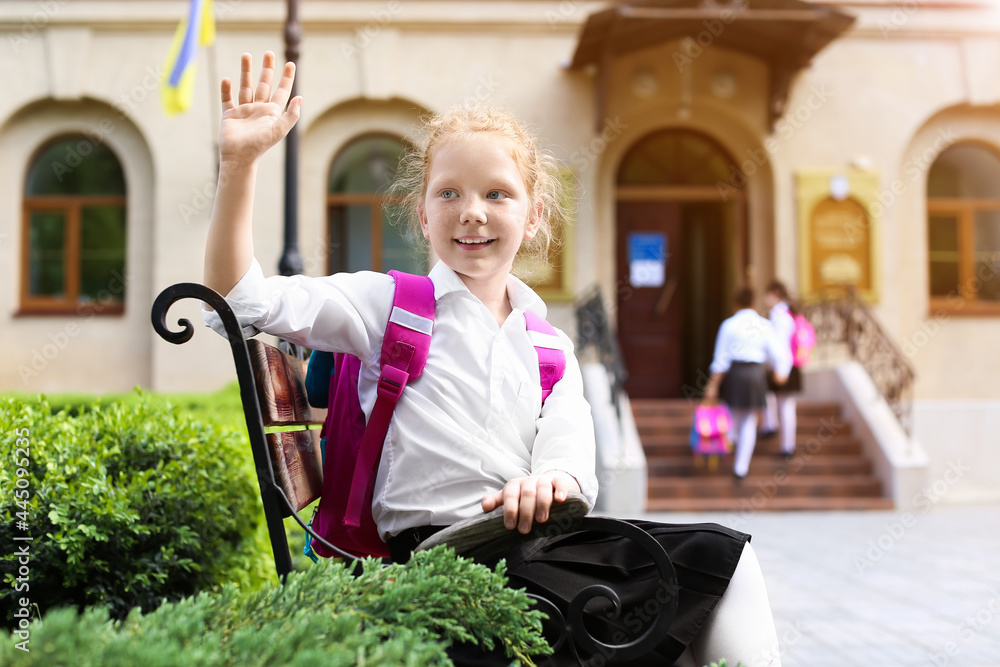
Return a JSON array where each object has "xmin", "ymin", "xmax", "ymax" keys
[
  {"xmin": 202, "ymin": 52, "xmax": 782, "ymax": 666},
  {"xmin": 760, "ymin": 280, "xmax": 815, "ymax": 458}
]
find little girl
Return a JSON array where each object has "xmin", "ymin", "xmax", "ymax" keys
[
  {"xmin": 761, "ymin": 280, "xmax": 801, "ymax": 458},
  {"xmin": 204, "ymin": 52, "xmax": 781, "ymax": 667}
]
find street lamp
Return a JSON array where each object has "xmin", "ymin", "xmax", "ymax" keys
[{"xmin": 279, "ymin": 0, "xmax": 304, "ymax": 276}]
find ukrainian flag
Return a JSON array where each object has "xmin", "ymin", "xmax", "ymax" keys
[{"xmin": 161, "ymin": 0, "xmax": 216, "ymax": 115}]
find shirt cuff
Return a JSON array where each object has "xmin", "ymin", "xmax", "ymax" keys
[
  {"xmin": 201, "ymin": 258, "xmax": 271, "ymax": 340},
  {"xmin": 534, "ymin": 460, "xmax": 598, "ymax": 510}
]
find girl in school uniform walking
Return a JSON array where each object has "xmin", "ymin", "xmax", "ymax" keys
[
  {"xmin": 761, "ymin": 280, "xmax": 801, "ymax": 458},
  {"xmin": 704, "ymin": 288, "xmax": 791, "ymax": 480}
]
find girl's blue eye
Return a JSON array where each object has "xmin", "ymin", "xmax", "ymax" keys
[
  {"xmin": 486, "ymin": 191, "xmax": 507, "ymax": 200},
  {"xmin": 441, "ymin": 190, "xmax": 457, "ymax": 199}
]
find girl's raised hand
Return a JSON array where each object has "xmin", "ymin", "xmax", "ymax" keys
[{"xmin": 218, "ymin": 52, "xmax": 302, "ymax": 166}]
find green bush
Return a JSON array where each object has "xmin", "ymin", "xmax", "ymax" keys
[
  {"xmin": 0, "ymin": 548, "xmax": 551, "ymax": 666},
  {"xmin": 0, "ymin": 394, "xmax": 269, "ymax": 626}
]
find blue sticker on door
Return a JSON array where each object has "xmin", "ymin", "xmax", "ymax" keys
[{"xmin": 628, "ymin": 232, "xmax": 667, "ymax": 287}]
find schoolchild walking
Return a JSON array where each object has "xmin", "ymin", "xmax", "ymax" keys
[
  {"xmin": 760, "ymin": 280, "xmax": 801, "ymax": 457},
  {"xmin": 704, "ymin": 288, "xmax": 791, "ymax": 481},
  {"xmin": 203, "ymin": 52, "xmax": 782, "ymax": 666}
]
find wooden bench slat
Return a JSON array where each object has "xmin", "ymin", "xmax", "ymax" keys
[
  {"xmin": 267, "ymin": 429, "xmax": 323, "ymax": 514},
  {"xmin": 247, "ymin": 338, "xmax": 324, "ymax": 514},
  {"xmin": 248, "ymin": 339, "xmax": 314, "ymax": 427}
]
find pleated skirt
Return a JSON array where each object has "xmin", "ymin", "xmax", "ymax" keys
[
  {"xmin": 767, "ymin": 365, "xmax": 802, "ymax": 394},
  {"xmin": 442, "ymin": 520, "xmax": 750, "ymax": 666},
  {"xmin": 721, "ymin": 361, "xmax": 768, "ymax": 409}
]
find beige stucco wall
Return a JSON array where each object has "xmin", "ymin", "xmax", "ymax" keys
[{"xmin": 0, "ymin": 98, "xmax": 155, "ymax": 393}]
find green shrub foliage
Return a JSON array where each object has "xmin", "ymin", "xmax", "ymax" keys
[
  {"xmin": 1, "ymin": 549, "xmax": 551, "ymax": 666},
  {"xmin": 0, "ymin": 395, "xmax": 263, "ymax": 625}
]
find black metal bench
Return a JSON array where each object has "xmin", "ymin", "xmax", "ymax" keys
[{"xmin": 151, "ymin": 282, "xmax": 677, "ymax": 663}]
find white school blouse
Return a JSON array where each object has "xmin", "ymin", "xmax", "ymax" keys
[
  {"xmin": 709, "ymin": 308, "xmax": 792, "ymax": 377},
  {"xmin": 203, "ymin": 259, "xmax": 598, "ymax": 539},
  {"xmin": 768, "ymin": 301, "xmax": 796, "ymax": 346}
]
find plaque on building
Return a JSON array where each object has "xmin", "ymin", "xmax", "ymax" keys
[{"xmin": 796, "ymin": 170, "xmax": 881, "ymax": 302}]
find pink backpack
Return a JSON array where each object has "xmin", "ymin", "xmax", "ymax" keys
[
  {"xmin": 790, "ymin": 313, "xmax": 817, "ymax": 368},
  {"xmin": 689, "ymin": 404, "xmax": 733, "ymax": 456},
  {"xmin": 309, "ymin": 271, "xmax": 567, "ymax": 559}
]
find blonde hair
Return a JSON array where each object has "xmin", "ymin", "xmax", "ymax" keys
[{"xmin": 393, "ymin": 104, "xmax": 571, "ymax": 267}]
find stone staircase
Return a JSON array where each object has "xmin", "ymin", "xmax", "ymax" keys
[{"xmin": 634, "ymin": 399, "xmax": 894, "ymax": 512}]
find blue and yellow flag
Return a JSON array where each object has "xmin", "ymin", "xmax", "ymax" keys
[{"xmin": 161, "ymin": 0, "xmax": 216, "ymax": 115}]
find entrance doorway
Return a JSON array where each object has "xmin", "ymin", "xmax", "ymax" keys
[{"xmin": 615, "ymin": 130, "xmax": 746, "ymax": 399}]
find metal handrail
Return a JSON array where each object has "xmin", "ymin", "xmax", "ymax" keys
[{"xmin": 801, "ymin": 288, "xmax": 915, "ymax": 434}]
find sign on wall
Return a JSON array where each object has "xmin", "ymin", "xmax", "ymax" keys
[{"xmin": 796, "ymin": 170, "xmax": 881, "ymax": 302}]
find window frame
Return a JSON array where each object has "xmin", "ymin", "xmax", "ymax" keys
[
  {"xmin": 325, "ymin": 192, "xmax": 407, "ymax": 274},
  {"xmin": 326, "ymin": 133, "xmax": 423, "ymax": 275},
  {"xmin": 20, "ymin": 193, "xmax": 127, "ymax": 315},
  {"xmin": 927, "ymin": 197, "xmax": 1000, "ymax": 316}
]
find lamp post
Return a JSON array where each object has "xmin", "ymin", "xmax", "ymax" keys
[{"xmin": 279, "ymin": 0, "xmax": 304, "ymax": 276}]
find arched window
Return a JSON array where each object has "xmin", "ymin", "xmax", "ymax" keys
[
  {"xmin": 326, "ymin": 135, "xmax": 424, "ymax": 275},
  {"xmin": 617, "ymin": 129, "xmax": 737, "ymax": 187},
  {"xmin": 927, "ymin": 142, "xmax": 1000, "ymax": 311},
  {"xmin": 21, "ymin": 136, "xmax": 127, "ymax": 313}
]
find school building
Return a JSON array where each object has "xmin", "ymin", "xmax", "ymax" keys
[{"xmin": 2, "ymin": 0, "xmax": 998, "ymax": 507}]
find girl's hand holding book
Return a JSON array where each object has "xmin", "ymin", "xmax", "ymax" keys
[{"xmin": 481, "ymin": 471, "xmax": 582, "ymax": 535}]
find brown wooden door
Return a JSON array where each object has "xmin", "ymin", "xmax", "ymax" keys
[{"xmin": 616, "ymin": 201, "xmax": 683, "ymax": 398}]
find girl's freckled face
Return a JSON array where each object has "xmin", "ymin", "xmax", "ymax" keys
[{"xmin": 419, "ymin": 133, "xmax": 538, "ymax": 284}]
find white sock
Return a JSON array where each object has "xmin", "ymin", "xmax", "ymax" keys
[
  {"xmin": 731, "ymin": 409, "xmax": 758, "ymax": 477},
  {"xmin": 762, "ymin": 392, "xmax": 778, "ymax": 431},
  {"xmin": 778, "ymin": 395, "xmax": 796, "ymax": 454}
]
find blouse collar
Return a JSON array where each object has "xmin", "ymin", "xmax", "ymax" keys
[{"xmin": 427, "ymin": 261, "xmax": 548, "ymax": 318}]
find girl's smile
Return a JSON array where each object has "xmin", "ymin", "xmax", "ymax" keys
[{"xmin": 455, "ymin": 235, "xmax": 496, "ymax": 248}]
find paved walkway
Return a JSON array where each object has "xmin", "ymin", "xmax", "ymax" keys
[{"xmin": 642, "ymin": 503, "xmax": 1000, "ymax": 667}]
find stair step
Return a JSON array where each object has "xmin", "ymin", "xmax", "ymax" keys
[
  {"xmin": 630, "ymin": 399, "xmax": 842, "ymax": 418},
  {"xmin": 636, "ymin": 415, "xmax": 853, "ymax": 436},
  {"xmin": 632, "ymin": 398, "xmax": 892, "ymax": 512},
  {"xmin": 645, "ymin": 496, "xmax": 896, "ymax": 512},
  {"xmin": 648, "ymin": 475, "xmax": 884, "ymax": 500},
  {"xmin": 642, "ymin": 436, "xmax": 863, "ymax": 458},
  {"xmin": 648, "ymin": 455, "xmax": 872, "ymax": 477}
]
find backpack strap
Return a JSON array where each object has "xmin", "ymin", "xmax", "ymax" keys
[
  {"xmin": 345, "ymin": 271, "xmax": 435, "ymax": 527},
  {"xmin": 523, "ymin": 311, "xmax": 566, "ymax": 404}
]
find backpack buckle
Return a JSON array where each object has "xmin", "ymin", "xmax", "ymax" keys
[{"xmin": 377, "ymin": 365, "xmax": 410, "ymax": 402}]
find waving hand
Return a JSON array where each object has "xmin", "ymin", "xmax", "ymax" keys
[
  {"xmin": 204, "ymin": 51, "xmax": 302, "ymax": 297},
  {"xmin": 218, "ymin": 51, "xmax": 302, "ymax": 165}
]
